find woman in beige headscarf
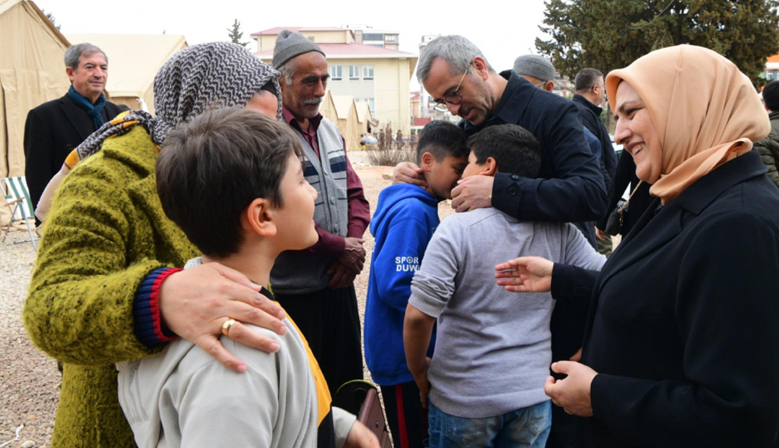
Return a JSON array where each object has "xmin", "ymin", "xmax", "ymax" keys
[{"xmin": 494, "ymin": 45, "xmax": 779, "ymax": 447}]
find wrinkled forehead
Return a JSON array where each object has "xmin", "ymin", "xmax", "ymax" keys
[{"xmin": 423, "ymin": 58, "xmax": 460, "ymax": 98}]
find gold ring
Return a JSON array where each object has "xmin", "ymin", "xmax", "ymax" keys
[{"xmin": 221, "ymin": 318, "xmax": 236, "ymax": 337}]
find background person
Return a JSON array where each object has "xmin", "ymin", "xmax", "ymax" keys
[
  {"xmin": 753, "ymin": 79, "xmax": 779, "ymax": 188},
  {"xmin": 23, "ymin": 42, "xmax": 289, "ymax": 448},
  {"xmin": 497, "ymin": 45, "xmax": 779, "ymax": 448},
  {"xmin": 23, "ymin": 43, "xmax": 124, "ymax": 221},
  {"xmin": 271, "ymin": 30, "xmax": 370, "ymax": 395}
]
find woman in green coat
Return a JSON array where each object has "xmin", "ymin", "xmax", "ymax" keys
[{"xmin": 23, "ymin": 42, "xmax": 288, "ymax": 448}]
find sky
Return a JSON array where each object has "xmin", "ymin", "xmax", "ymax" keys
[{"xmin": 36, "ymin": 0, "xmax": 551, "ymax": 90}]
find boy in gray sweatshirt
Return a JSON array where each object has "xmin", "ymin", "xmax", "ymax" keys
[
  {"xmin": 404, "ymin": 124, "xmax": 606, "ymax": 448},
  {"xmin": 116, "ymin": 108, "xmax": 377, "ymax": 448}
]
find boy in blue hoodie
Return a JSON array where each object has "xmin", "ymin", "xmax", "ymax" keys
[{"xmin": 365, "ymin": 121, "xmax": 468, "ymax": 448}]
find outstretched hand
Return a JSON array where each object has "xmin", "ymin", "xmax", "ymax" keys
[
  {"xmin": 495, "ymin": 256, "xmax": 554, "ymax": 293},
  {"xmin": 158, "ymin": 263, "xmax": 288, "ymax": 373}
]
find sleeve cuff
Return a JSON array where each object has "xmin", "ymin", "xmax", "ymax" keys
[
  {"xmin": 551, "ymin": 263, "xmax": 575, "ymax": 302},
  {"xmin": 134, "ymin": 267, "xmax": 182, "ymax": 347}
]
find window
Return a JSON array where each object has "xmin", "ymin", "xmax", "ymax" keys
[
  {"xmin": 363, "ymin": 33, "xmax": 384, "ymax": 41},
  {"xmin": 368, "ymin": 98, "xmax": 375, "ymax": 113},
  {"xmin": 330, "ymin": 65, "xmax": 342, "ymax": 81},
  {"xmin": 349, "ymin": 65, "xmax": 360, "ymax": 80},
  {"xmin": 363, "ymin": 65, "xmax": 374, "ymax": 80},
  {"xmin": 385, "ymin": 34, "xmax": 398, "ymax": 43}
]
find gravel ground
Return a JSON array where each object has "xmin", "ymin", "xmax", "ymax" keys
[{"xmin": 0, "ymin": 156, "xmax": 455, "ymax": 448}]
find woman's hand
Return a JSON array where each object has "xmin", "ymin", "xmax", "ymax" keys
[
  {"xmin": 544, "ymin": 361, "xmax": 597, "ymax": 417},
  {"xmin": 393, "ymin": 162, "xmax": 426, "ymax": 187},
  {"xmin": 344, "ymin": 421, "xmax": 380, "ymax": 448},
  {"xmin": 495, "ymin": 256, "xmax": 554, "ymax": 293},
  {"xmin": 158, "ymin": 263, "xmax": 288, "ymax": 373}
]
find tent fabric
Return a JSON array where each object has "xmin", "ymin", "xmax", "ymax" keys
[
  {"xmin": 66, "ymin": 34, "xmax": 188, "ymax": 114},
  {"xmin": 0, "ymin": 0, "xmax": 71, "ymax": 177},
  {"xmin": 330, "ymin": 94, "xmax": 361, "ymax": 152}
]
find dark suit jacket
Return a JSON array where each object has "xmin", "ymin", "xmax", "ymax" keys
[
  {"xmin": 553, "ymin": 150, "xmax": 779, "ymax": 447},
  {"xmin": 23, "ymin": 94, "xmax": 123, "ymax": 212},
  {"xmin": 572, "ymin": 94, "xmax": 617, "ymax": 191}
]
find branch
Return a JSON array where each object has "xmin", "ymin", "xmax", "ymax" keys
[{"xmin": 630, "ymin": 0, "xmax": 678, "ymax": 30}]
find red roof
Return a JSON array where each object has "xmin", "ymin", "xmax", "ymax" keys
[
  {"xmin": 256, "ymin": 43, "xmax": 415, "ymax": 58},
  {"xmin": 251, "ymin": 27, "xmax": 347, "ymax": 36},
  {"xmin": 769, "ymin": 53, "xmax": 779, "ymax": 63},
  {"xmin": 413, "ymin": 117, "xmax": 432, "ymax": 127}
]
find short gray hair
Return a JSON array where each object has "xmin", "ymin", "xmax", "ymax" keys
[
  {"xmin": 417, "ymin": 35, "xmax": 494, "ymax": 85},
  {"xmin": 64, "ymin": 43, "xmax": 108, "ymax": 70},
  {"xmin": 276, "ymin": 59, "xmax": 297, "ymax": 86}
]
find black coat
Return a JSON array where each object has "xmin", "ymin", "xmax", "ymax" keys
[
  {"xmin": 23, "ymin": 94, "xmax": 123, "ymax": 212},
  {"xmin": 553, "ymin": 150, "xmax": 779, "ymax": 447},
  {"xmin": 572, "ymin": 94, "xmax": 618, "ymax": 192}
]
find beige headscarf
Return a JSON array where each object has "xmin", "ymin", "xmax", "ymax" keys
[{"xmin": 605, "ymin": 45, "xmax": 770, "ymax": 204}]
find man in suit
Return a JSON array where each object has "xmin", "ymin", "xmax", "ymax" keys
[{"xmin": 23, "ymin": 43, "xmax": 124, "ymax": 217}]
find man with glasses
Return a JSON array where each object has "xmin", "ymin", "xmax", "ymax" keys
[{"xmin": 394, "ymin": 35, "xmax": 607, "ymax": 448}]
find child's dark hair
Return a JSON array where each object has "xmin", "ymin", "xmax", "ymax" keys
[
  {"xmin": 764, "ymin": 80, "xmax": 779, "ymax": 112},
  {"xmin": 416, "ymin": 120, "xmax": 468, "ymax": 164},
  {"xmin": 466, "ymin": 124, "xmax": 542, "ymax": 178},
  {"xmin": 157, "ymin": 107, "xmax": 302, "ymax": 258}
]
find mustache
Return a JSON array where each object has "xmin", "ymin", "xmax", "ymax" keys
[{"xmin": 304, "ymin": 97, "xmax": 323, "ymax": 106}]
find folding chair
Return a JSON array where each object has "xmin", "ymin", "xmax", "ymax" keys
[{"xmin": 2, "ymin": 176, "xmax": 38, "ymax": 249}]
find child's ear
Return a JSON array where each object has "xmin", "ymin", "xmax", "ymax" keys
[
  {"xmin": 245, "ymin": 198, "xmax": 277, "ymax": 237},
  {"xmin": 481, "ymin": 157, "xmax": 498, "ymax": 176},
  {"xmin": 420, "ymin": 152, "xmax": 435, "ymax": 171}
]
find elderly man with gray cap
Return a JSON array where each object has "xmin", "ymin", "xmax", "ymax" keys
[{"xmin": 270, "ymin": 30, "xmax": 370, "ymax": 396}]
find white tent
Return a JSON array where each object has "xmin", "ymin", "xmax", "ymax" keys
[
  {"xmin": 66, "ymin": 33, "xmax": 188, "ymax": 114},
  {"xmin": 0, "ymin": 0, "xmax": 70, "ymax": 177}
]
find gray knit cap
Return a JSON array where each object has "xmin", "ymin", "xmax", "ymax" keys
[
  {"xmin": 273, "ymin": 30, "xmax": 326, "ymax": 69},
  {"xmin": 513, "ymin": 55, "xmax": 556, "ymax": 82}
]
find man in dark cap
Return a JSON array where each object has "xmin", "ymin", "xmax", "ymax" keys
[{"xmin": 270, "ymin": 30, "xmax": 370, "ymax": 395}]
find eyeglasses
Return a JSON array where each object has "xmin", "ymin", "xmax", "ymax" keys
[{"xmin": 432, "ymin": 71, "xmax": 468, "ymax": 112}]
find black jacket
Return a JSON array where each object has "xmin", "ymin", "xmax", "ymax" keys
[
  {"xmin": 23, "ymin": 94, "xmax": 123, "ymax": 212},
  {"xmin": 553, "ymin": 150, "xmax": 779, "ymax": 447},
  {"xmin": 463, "ymin": 71, "xmax": 608, "ymax": 225},
  {"xmin": 572, "ymin": 94, "xmax": 617, "ymax": 192}
]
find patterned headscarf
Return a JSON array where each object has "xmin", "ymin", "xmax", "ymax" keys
[
  {"xmin": 36, "ymin": 42, "xmax": 281, "ymax": 222},
  {"xmin": 75, "ymin": 41, "xmax": 282, "ymax": 160}
]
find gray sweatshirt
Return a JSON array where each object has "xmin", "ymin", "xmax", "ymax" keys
[
  {"xmin": 117, "ymin": 259, "xmax": 356, "ymax": 448},
  {"xmin": 409, "ymin": 208, "xmax": 605, "ymax": 419}
]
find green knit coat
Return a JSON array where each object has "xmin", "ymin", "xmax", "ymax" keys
[{"xmin": 23, "ymin": 126, "xmax": 199, "ymax": 447}]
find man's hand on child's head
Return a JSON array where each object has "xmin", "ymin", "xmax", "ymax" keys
[
  {"xmin": 451, "ymin": 175, "xmax": 493, "ymax": 213},
  {"xmin": 158, "ymin": 263, "xmax": 288, "ymax": 373},
  {"xmin": 393, "ymin": 162, "xmax": 426, "ymax": 187}
]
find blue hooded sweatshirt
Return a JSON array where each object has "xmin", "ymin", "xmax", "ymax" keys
[{"xmin": 365, "ymin": 184, "xmax": 437, "ymax": 386}]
